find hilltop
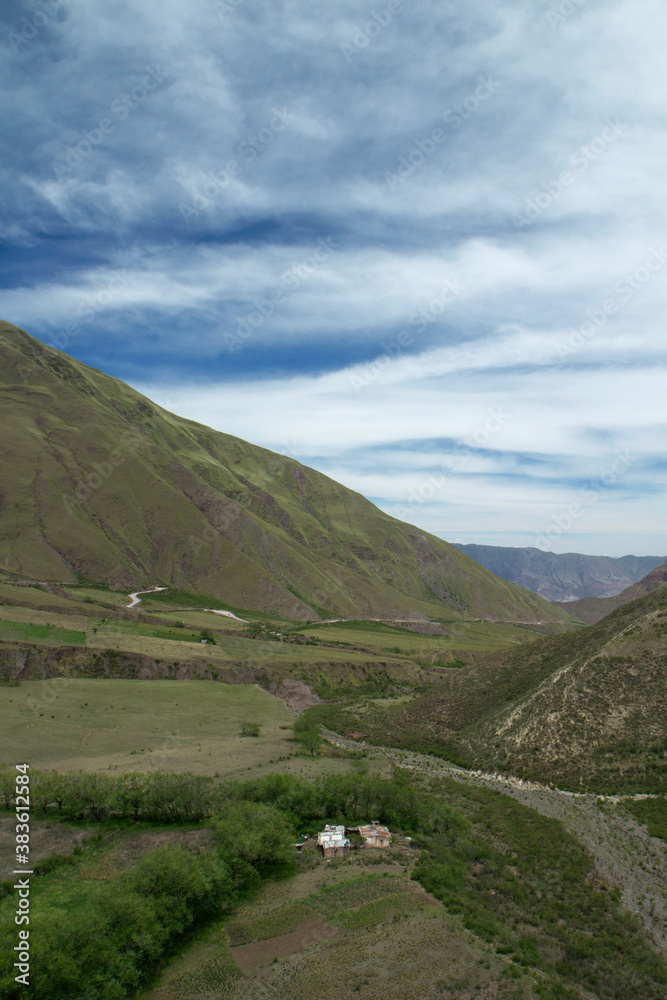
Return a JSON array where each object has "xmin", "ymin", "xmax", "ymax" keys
[
  {"xmin": 454, "ymin": 543, "xmax": 664, "ymax": 601},
  {"xmin": 310, "ymin": 586, "xmax": 667, "ymax": 792},
  {"xmin": 0, "ymin": 321, "xmax": 569, "ymax": 625}
]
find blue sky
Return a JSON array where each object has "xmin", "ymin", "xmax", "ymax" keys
[{"xmin": 2, "ymin": 0, "xmax": 666, "ymax": 557}]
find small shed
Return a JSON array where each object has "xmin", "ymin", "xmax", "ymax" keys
[
  {"xmin": 354, "ymin": 821, "xmax": 392, "ymax": 848},
  {"xmin": 317, "ymin": 824, "xmax": 350, "ymax": 858}
]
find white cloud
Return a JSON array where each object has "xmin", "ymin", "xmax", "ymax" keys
[{"xmin": 3, "ymin": 0, "xmax": 667, "ymax": 556}]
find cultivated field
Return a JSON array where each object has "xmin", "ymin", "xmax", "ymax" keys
[
  {"xmin": 0, "ymin": 581, "xmax": 571, "ymax": 672},
  {"xmin": 138, "ymin": 849, "xmax": 536, "ymax": 1000}
]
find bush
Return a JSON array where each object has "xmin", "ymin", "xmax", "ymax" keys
[{"xmin": 210, "ymin": 801, "xmax": 297, "ymax": 879}]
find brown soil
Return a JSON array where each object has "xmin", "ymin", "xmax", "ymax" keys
[
  {"xmin": 229, "ymin": 918, "xmax": 338, "ymax": 970},
  {"xmin": 0, "ymin": 814, "xmax": 95, "ymax": 878},
  {"xmin": 270, "ymin": 677, "xmax": 321, "ymax": 711},
  {"xmin": 101, "ymin": 827, "xmax": 214, "ymax": 874}
]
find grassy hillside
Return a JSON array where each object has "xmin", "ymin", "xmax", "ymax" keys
[
  {"xmin": 553, "ymin": 560, "xmax": 667, "ymax": 624},
  {"xmin": 0, "ymin": 321, "xmax": 571, "ymax": 624},
  {"xmin": 456, "ymin": 543, "xmax": 664, "ymax": 601},
  {"xmin": 309, "ymin": 587, "xmax": 667, "ymax": 793}
]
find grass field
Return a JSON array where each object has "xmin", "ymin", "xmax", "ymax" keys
[
  {"xmin": 0, "ymin": 679, "xmax": 294, "ymax": 776},
  {"xmin": 0, "ymin": 618, "xmax": 86, "ymax": 645},
  {"xmin": 0, "ymin": 679, "xmax": 390, "ymax": 780},
  {"xmin": 298, "ymin": 616, "xmax": 554, "ymax": 659}
]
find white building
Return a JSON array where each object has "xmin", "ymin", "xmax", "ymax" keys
[{"xmin": 317, "ymin": 824, "xmax": 350, "ymax": 858}]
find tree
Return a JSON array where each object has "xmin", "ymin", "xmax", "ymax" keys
[
  {"xmin": 32, "ymin": 771, "xmax": 68, "ymax": 813},
  {"xmin": 210, "ymin": 801, "xmax": 296, "ymax": 877},
  {"xmin": 0, "ymin": 767, "xmax": 15, "ymax": 809},
  {"xmin": 292, "ymin": 717, "xmax": 322, "ymax": 756},
  {"xmin": 67, "ymin": 772, "xmax": 115, "ymax": 822},
  {"xmin": 113, "ymin": 772, "xmax": 146, "ymax": 821}
]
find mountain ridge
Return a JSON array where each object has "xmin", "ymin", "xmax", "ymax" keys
[
  {"xmin": 311, "ymin": 585, "xmax": 667, "ymax": 792},
  {"xmin": 0, "ymin": 321, "xmax": 569, "ymax": 624},
  {"xmin": 454, "ymin": 543, "xmax": 664, "ymax": 601},
  {"xmin": 553, "ymin": 559, "xmax": 667, "ymax": 624}
]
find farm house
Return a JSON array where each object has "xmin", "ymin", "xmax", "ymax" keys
[
  {"xmin": 317, "ymin": 824, "xmax": 350, "ymax": 858},
  {"xmin": 349, "ymin": 821, "xmax": 392, "ymax": 848}
]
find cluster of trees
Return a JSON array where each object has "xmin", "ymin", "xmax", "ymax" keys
[
  {"xmin": 0, "ymin": 801, "xmax": 296, "ymax": 1000},
  {"xmin": 230, "ymin": 769, "xmax": 464, "ymax": 836},
  {"xmin": 0, "ymin": 765, "xmax": 436, "ymax": 828},
  {"xmin": 0, "ymin": 767, "xmax": 224, "ymax": 823},
  {"xmin": 0, "ymin": 764, "xmax": 468, "ymax": 832}
]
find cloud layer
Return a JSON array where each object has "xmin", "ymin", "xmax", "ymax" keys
[{"xmin": 2, "ymin": 0, "xmax": 666, "ymax": 556}]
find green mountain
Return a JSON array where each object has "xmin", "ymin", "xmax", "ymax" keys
[
  {"xmin": 553, "ymin": 560, "xmax": 667, "ymax": 624},
  {"xmin": 315, "ymin": 586, "xmax": 667, "ymax": 792},
  {"xmin": 454, "ymin": 543, "xmax": 664, "ymax": 601},
  {"xmin": 0, "ymin": 321, "xmax": 570, "ymax": 624}
]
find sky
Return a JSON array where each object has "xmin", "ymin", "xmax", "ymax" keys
[{"xmin": 1, "ymin": 0, "xmax": 666, "ymax": 558}]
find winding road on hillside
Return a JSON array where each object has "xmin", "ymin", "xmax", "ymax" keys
[
  {"xmin": 323, "ymin": 730, "xmax": 667, "ymax": 957},
  {"xmin": 125, "ymin": 587, "xmax": 248, "ymax": 621},
  {"xmin": 126, "ymin": 587, "xmax": 167, "ymax": 608}
]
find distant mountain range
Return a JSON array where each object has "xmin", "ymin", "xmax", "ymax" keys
[
  {"xmin": 0, "ymin": 322, "xmax": 569, "ymax": 624},
  {"xmin": 553, "ymin": 560, "xmax": 667, "ymax": 624},
  {"xmin": 454, "ymin": 543, "xmax": 664, "ymax": 602}
]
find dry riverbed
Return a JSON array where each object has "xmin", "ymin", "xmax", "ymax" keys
[{"xmin": 323, "ymin": 730, "xmax": 667, "ymax": 958}]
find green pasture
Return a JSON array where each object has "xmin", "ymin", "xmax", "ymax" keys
[
  {"xmin": 0, "ymin": 679, "xmax": 389, "ymax": 780},
  {"xmin": 0, "ymin": 619, "xmax": 85, "ymax": 645},
  {"xmin": 0, "ymin": 679, "xmax": 294, "ymax": 776}
]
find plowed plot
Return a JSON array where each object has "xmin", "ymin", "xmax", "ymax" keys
[{"xmin": 230, "ymin": 918, "xmax": 338, "ymax": 970}]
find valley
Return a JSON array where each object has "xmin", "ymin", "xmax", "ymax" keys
[
  {"xmin": 0, "ymin": 325, "xmax": 665, "ymax": 1000},
  {"xmin": 2, "ymin": 720, "xmax": 666, "ymax": 1000}
]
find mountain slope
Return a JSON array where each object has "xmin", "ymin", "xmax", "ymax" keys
[
  {"xmin": 553, "ymin": 560, "xmax": 667, "ymax": 624},
  {"xmin": 317, "ymin": 587, "xmax": 667, "ymax": 791},
  {"xmin": 0, "ymin": 322, "xmax": 569, "ymax": 624},
  {"xmin": 454, "ymin": 543, "xmax": 664, "ymax": 601}
]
